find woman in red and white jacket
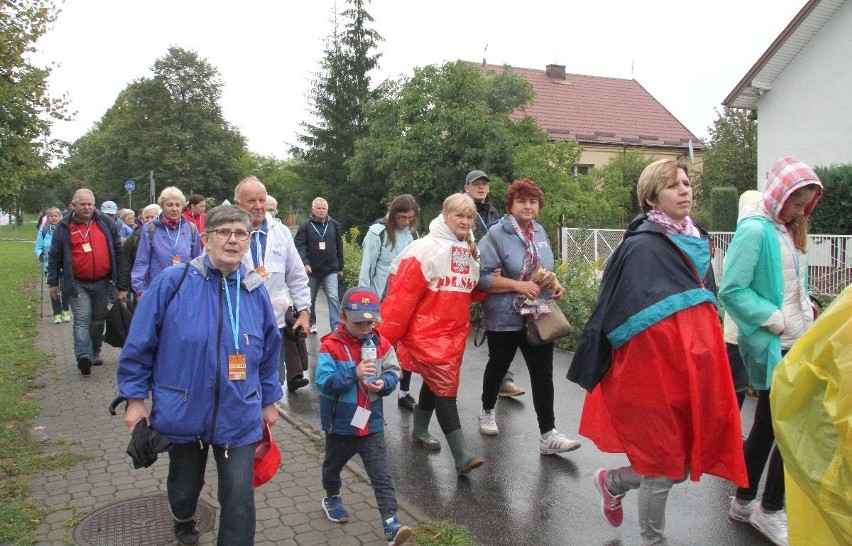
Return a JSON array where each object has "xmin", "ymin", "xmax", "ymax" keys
[{"xmin": 379, "ymin": 193, "xmax": 486, "ymax": 475}]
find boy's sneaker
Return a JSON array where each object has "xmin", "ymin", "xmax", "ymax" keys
[
  {"xmin": 728, "ymin": 497, "xmax": 758, "ymax": 522},
  {"xmin": 383, "ymin": 515, "xmax": 412, "ymax": 545},
  {"xmin": 61, "ymin": 310, "xmax": 71, "ymax": 322},
  {"xmin": 478, "ymin": 408, "xmax": 499, "ymax": 435},
  {"xmin": 398, "ymin": 392, "xmax": 416, "ymax": 411},
  {"xmin": 540, "ymin": 429, "xmax": 581, "ymax": 454},
  {"xmin": 749, "ymin": 505, "xmax": 788, "ymax": 546},
  {"xmin": 53, "ymin": 314, "xmax": 62, "ymax": 324},
  {"xmin": 322, "ymin": 495, "xmax": 350, "ymax": 523},
  {"xmin": 173, "ymin": 519, "xmax": 199, "ymax": 545},
  {"xmin": 594, "ymin": 468, "xmax": 625, "ymax": 527}
]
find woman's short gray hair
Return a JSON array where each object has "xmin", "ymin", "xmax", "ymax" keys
[
  {"xmin": 205, "ymin": 205, "xmax": 252, "ymax": 232},
  {"xmin": 157, "ymin": 186, "xmax": 186, "ymax": 207}
]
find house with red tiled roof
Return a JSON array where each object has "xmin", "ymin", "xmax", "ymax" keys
[
  {"xmin": 723, "ymin": 0, "xmax": 851, "ymax": 187},
  {"xmin": 479, "ymin": 62, "xmax": 702, "ymax": 173}
]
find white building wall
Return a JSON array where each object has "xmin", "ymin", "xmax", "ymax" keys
[{"xmin": 756, "ymin": 1, "xmax": 852, "ymax": 189}]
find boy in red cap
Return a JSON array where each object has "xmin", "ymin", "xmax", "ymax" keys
[{"xmin": 315, "ymin": 286, "xmax": 411, "ymax": 545}]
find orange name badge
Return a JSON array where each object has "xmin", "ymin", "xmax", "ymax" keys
[
  {"xmin": 228, "ymin": 354, "xmax": 247, "ymax": 381},
  {"xmin": 82, "ymin": 242, "xmax": 93, "ymax": 253},
  {"xmin": 318, "ymin": 241, "xmax": 326, "ymax": 250},
  {"xmin": 172, "ymin": 255, "xmax": 181, "ymax": 265},
  {"xmin": 254, "ymin": 265, "xmax": 270, "ymax": 282}
]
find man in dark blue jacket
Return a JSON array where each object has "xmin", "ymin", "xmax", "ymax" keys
[
  {"xmin": 48, "ymin": 188, "xmax": 122, "ymax": 376},
  {"xmin": 294, "ymin": 197, "xmax": 344, "ymax": 334}
]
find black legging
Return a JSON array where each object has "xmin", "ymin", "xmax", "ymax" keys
[
  {"xmin": 736, "ymin": 388, "xmax": 785, "ymax": 511},
  {"xmin": 399, "ymin": 369, "xmax": 412, "ymax": 392},
  {"xmin": 416, "ymin": 382, "xmax": 461, "ymax": 433},
  {"xmin": 481, "ymin": 330, "xmax": 555, "ymax": 434}
]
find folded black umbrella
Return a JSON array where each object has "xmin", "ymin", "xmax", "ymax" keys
[{"xmin": 127, "ymin": 418, "xmax": 173, "ymax": 469}]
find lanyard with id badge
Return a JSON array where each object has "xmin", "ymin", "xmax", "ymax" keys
[
  {"xmin": 73, "ymin": 221, "xmax": 93, "ymax": 253},
  {"xmin": 312, "ymin": 221, "xmax": 328, "ymax": 251},
  {"xmin": 224, "ymin": 269, "xmax": 247, "ymax": 381},
  {"xmin": 165, "ymin": 224, "xmax": 183, "ymax": 265},
  {"xmin": 252, "ymin": 229, "xmax": 271, "ymax": 282},
  {"xmin": 342, "ymin": 343, "xmax": 372, "ymax": 429}
]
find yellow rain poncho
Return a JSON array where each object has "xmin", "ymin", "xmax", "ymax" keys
[{"xmin": 771, "ymin": 284, "xmax": 852, "ymax": 545}]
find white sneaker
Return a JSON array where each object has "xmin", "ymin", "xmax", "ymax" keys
[
  {"xmin": 310, "ymin": 325, "xmax": 318, "ymax": 334},
  {"xmin": 728, "ymin": 497, "xmax": 758, "ymax": 523},
  {"xmin": 478, "ymin": 409, "xmax": 499, "ymax": 436},
  {"xmin": 749, "ymin": 505, "xmax": 788, "ymax": 546},
  {"xmin": 53, "ymin": 314, "xmax": 62, "ymax": 324},
  {"xmin": 540, "ymin": 429, "xmax": 581, "ymax": 455}
]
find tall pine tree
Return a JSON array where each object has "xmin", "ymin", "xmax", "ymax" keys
[{"xmin": 292, "ymin": 0, "xmax": 382, "ymax": 229}]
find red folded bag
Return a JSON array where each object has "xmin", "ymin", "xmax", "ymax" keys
[{"xmin": 253, "ymin": 422, "xmax": 280, "ymax": 487}]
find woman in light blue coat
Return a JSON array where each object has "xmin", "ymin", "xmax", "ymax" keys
[
  {"xmin": 359, "ymin": 194, "xmax": 419, "ymax": 410},
  {"xmin": 34, "ymin": 207, "xmax": 70, "ymax": 323}
]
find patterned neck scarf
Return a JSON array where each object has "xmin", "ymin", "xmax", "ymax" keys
[
  {"xmin": 646, "ymin": 210, "xmax": 699, "ymax": 236},
  {"xmin": 507, "ymin": 215, "xmax": 549, "ymax": 317},
  {"xmin": 161, "ymin": 214, "xmax": 181, "ymax": 230}
]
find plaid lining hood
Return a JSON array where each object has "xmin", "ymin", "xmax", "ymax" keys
[{"xmin": 763, "ymin": 156, "xmax": 823, "ymax": 221}]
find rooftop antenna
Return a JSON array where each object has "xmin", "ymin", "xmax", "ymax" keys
[
  {"xmin": 482, "ymin": 43, "xmax": 488, "ymax": 65},
  {"xmin": 631, "ymin": 61, "xmax": 635, "ymax": 79}
]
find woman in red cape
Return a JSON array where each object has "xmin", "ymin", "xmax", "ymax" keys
[{"xmin": 569, "ymin": 159, "xmax": 747, "ymax": 545}]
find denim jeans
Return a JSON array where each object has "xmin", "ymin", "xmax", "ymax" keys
[
  {"xmin": 607, "ymin": 465, "xmax": 689, "ymax": 545},
  {"xmin": 66, "ymin": 278, "xmax": 110, "ymax": 359},
  {"xmin": 322, "ymin": 432, "xmax": 398, "ymax": 519},
  {"xmin": 308, "ymin": 272, "xmax": 341, "ymax": 331},
  {"xmin": 168, "ymin": 442, "xmax": 255, "ymax": 546}
]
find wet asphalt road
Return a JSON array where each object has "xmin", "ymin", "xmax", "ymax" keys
[{"xmin": 284, "ymin": 302, "xmax": 770, "ymax": 546}]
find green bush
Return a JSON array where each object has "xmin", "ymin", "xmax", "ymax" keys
[
  {"xmin": 555, "ymin": 258, "xmax": 602, "ymax": 351},
  {"xmin": 710, "ymin": 186, "xmax": 738, "ymax": 231},
  {"xmin": 341, "ymin": 226, "xmax": 364, "ymax": 289}
]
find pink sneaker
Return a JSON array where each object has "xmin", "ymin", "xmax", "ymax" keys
[{"xmin": 594, "ymin": 468, "xmax": 625, "ymax": 527}]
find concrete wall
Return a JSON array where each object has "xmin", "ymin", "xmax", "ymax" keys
[{"xmin": 757, "ymin": 1, "xmax": 852, "ymax": 188}]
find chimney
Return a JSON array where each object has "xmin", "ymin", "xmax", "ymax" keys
[{"xmin": 546, "ymin": 64, "xmax": 566, "ymax": 80}]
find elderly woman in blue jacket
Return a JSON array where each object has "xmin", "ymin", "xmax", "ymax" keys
[
  {"xmin": 119, "ymin": 205, "xmax": 282, "ymax": 546},
  {"xmin": 131, "ymin": 186, "xmax": 201, "ymax": 297},
  {"xmin": 476, "ymin": 178, "xmax": 581, "ymax": 456}
]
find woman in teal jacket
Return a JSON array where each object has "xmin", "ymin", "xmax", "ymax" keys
[
  {"xmin": 34, "ymin": 207, "xmax": 70, "ymax": 323},
  {"xmin": 719, "ymin": 156, "xmax": 823, "ymax": 546}
]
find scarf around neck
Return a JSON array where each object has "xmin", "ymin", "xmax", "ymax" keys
[
  {"xmin": 507, "ymin": 215, "xmax": 549, "ymax": 318},
  {"xmin": 646, "ymin": 210, "xmax": 699, "ymax": 236}
]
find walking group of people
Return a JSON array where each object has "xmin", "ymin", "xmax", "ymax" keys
[{"xmin": 35, "ymin": 154, "xmax": 834, "ymax": 545}]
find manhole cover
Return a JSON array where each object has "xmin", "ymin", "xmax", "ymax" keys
[{"xmin": 72, "ymin": 493, "xmax": 216, "ymax": 545}]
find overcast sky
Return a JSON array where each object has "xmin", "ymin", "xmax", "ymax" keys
[{"xmin": 36, "ymin": 0, "xmax": 807, "ymax": 159}]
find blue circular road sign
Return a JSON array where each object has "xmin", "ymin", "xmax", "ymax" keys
[{"xmin": 124, "ymin": 180, "xmax": 135, "ymax": 192}]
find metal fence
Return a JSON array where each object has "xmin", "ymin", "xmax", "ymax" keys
[{"xmin": 561, "ymin": 228, "xmax": 852, "ymax": 296}]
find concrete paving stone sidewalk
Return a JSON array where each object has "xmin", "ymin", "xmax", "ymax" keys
[{"xmin": 28, "ymin": 288, "xmax": 420, "ymax": 545}]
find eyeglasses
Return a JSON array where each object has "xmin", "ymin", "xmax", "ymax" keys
[
  {"xmin": 208, "ymin": 229, "xmax": 250, "ymax": 241},
  {"xmin": 467, "ymin": 181, "xmax": 489, "ymax": 187}
]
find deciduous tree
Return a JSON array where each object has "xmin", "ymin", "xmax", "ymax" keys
[{"xmin": 0, "ymin": 0, "xmax": 70, "ymax": 210}]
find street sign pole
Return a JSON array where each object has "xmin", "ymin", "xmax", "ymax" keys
[{"xmin": 124, "ymin": 180, "xmax": 136, "ymax": 211}]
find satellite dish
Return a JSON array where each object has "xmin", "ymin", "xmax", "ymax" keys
[{"xmin": 688, "ymin": 140, "xmax": 695, "ymax": 165}]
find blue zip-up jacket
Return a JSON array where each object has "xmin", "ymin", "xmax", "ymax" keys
[
  {"xmin": 34, "ymin": 223, "xmax": 57, "ymax": 274},
  {"xmin": 131, "ymin": 214, "xmax": 201, "ymax": 295},
  {"xmin": 118, "ymin": 256, "xmax": 282, "ymax": 448},
  {"xmin": 315, "ymin": 326, "xmax": 400, "ymax": 436},
  {"xmin": 47, "ymin": 209, "xmax": 122, "ymax": 297},
  {"xmin": 477, "ymin": 215, "xmax": 557, "ymax": 331}
]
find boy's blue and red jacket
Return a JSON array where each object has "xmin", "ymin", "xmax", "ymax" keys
[{"xmin": 316, "ymin": 326, "xmax": 401, "ymax": 436}]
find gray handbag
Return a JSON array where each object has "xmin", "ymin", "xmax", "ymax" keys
[{"xmin": 525, "ymin": 299, "xmax": 572, "ymax": 346}]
